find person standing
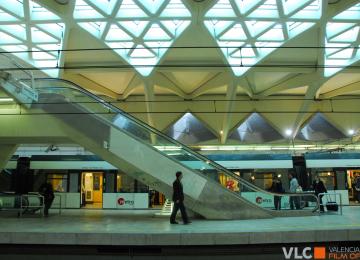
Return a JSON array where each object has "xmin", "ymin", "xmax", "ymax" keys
[
  {"xmin": 39, "ymin": 181, "xmax": 55, "ymax": 216},
  {"xmin": 355, "ymin": 174, "xmax": 360, "ymax": 203},
  {"xmin": 312, "ymin": 175, "xmax": 327, "ymax": 212},
  {"xmin": 270, "ymin": 176, "xmax": 284, "ymax": 210},
  {"xmin": 288, "ymin": 173, "xmax": 300, "ymax": 210},
  {"xmin": 170, "ymin": 171, "xmax": 190, "ymax": 225}
]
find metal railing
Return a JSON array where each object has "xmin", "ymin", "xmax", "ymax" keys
[
  {"xmin": 318, "ymin": 192, "xmax": 342, "ymax": 215},
  {"xmin": 0, "ymin": 53, "xmax": 34, "ymax": 88},
  {"xmin": 0, "ymin": 193, "xmax": 44, "ymax": 217}
]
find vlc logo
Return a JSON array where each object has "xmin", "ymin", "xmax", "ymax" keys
[
  {"xmin": 282, "ymin": 247, "xmax": 326, "ymax": 260},
  {"xmin": 256, "ymin": 197, "xmax": 263, "ymax": 204},
  {"xmin": 117, "ymin": 198, "xmax": 125, "ymax": 205}
]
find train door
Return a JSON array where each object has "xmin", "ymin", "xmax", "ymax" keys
[
  {"xmin": 81, "ymin": 172, "xmax": 103, "ymax": 208},
  {"xmin": 347, "ymin": 170, "xmax": 360, "ymax": 205}
]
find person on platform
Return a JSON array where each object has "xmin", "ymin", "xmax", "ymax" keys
[
  {"xmin": 354, "ymin": 174, "xmax": 360, "ymax": 203},
  {"xmin": 312, "ymin": 175, "xmax": 327, "ymax": 212},
  {"xmin": 270, "ymin": 176, "xmax": 284, "ymax": 210},
  {"xmin": 170, "ymin": 171, "xmax": 191, "ymax": 225},
  {"xmin": 288, "ymin": 173, "xmax": 301, "ymax": 210},
  {"xmin": 39, "ymin": 181, "xmax": 55, "ymax": 216}
]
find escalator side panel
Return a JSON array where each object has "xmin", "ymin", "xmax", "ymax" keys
[
  {"xmin": 35, "ymin": 93, "xmax": 110, "ymax": 147},
  {"xmin": 108, "ymin": 126, "xmax": 207, "ymax": 200}
]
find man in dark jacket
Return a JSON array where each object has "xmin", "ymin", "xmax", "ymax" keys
[
  {"xmin": 270, "ymin": 177, "xmax": 284, "ymax": 210},
  {"xmin": 312, "ymin": 175, "xmax": 327, "ymax": 212},
  {"xmin": 170, "ymin": 171, "xmax": 190, "ymax": 224},
  {"xmin": 39, "ymin": 181, "xmax": 55, "ymax": 216}
]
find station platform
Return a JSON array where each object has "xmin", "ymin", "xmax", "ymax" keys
[{"xmin": 0, "ymin": 207, "xmax": 359, "ymax": 246}]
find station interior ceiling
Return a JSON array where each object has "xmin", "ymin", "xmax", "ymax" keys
[{"xmin": 0, "ymin": 0, "xmax": 360, "ymax": 151}]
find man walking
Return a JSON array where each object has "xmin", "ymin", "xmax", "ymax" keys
[{"xmin": 170, "ymin": 171, "xmax": 191, "ymax": 224}]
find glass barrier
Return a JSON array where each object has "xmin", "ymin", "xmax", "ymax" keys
[{"xmin": 27, "ymin": 78, "xmax": 319, "ymax": 212}]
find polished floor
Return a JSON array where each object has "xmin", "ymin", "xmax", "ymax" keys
[{"xmin": 0, "ymin": 207, "xmax": 359, "ymax": 246}]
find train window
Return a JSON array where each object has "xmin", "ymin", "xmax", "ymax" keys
[
  {"xmin": 315, "ymin": 171, "xmax": 336, "ymax": 190},
  {"xmin": 116, "ymin": 172, "xmax": 135, "ymax": 193},
  {"xmin": 47, "ymin": 173, "xmax": 68, "ymax": 192}
]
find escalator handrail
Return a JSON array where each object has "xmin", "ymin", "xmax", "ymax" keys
[{"xmin": 26, "ymin": 78, "xmax": 319, "ymax": 210}]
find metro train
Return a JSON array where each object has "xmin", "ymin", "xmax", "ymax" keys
[{"xmin": 1, "ymin": 152, "xmax": 360, "ymax": 209}]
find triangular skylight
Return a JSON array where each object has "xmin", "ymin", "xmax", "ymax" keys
[
  {"xmin": 228, "ymin": 113, "xmax": 283, "ymax": 143},
  {"xmin": 204, "ymin": 0, "xmax": 322, "ymax": 76},
  {"xmin": 324, "ymin": 3, "xmax": 360, "ymax": 77},
  {"xmin": 296, "ymin": 113, "xmax": 346, "ymax": 141},
  {"xmin": 0, "ymin": 1, "xmax": 65, "ymax": 77},
  {"xmin": 74, "ymin": 0, "xmax": 191, "ymax": 77},
  {"xmin": 165, "ymin": 112, "xmax": 217, "ymax": 144}
]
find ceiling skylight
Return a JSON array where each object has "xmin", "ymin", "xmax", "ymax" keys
[
  {"xmin": 324, "ymin": 3, "xmax": 360, "ymax": 77},
  {"xmin": 0, "ymin": 0, "xmax": 65, "ymax": 77},
  {"xmin": 228, "ymin": 112, "xmax": 283, "ymax": 143},
  {"xmin": 74, "ymin": 0, "xmax": 191, "ymax": 77},
  {"xmin": 204, "ymin": 0, "xmax": 322, "ymax": 76},
  {"xmin": 165, "ymin": 112, "xmax": 217, "ymax": 144}
]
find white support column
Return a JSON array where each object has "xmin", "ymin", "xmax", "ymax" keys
[
  {"xmin": 144, "ymin": 79, "xmax": 157, "ymax": 144},
  {"xmin": 56, "ymin": 0, "xmax": 76, "ymax": 78},
  {"xmin": 292, "ymin": 1, "xmax": 328, "ymax": 137},
  {"xmin": 238, "ymin": 77, "xmax": 254, "ymax": 98},
  {"xmin": 220, "ymin": 79, "xmax": 238, "ymax": 144},
  {"xmin": 0, "ymin": 144, "xmax": 18, "ymax": 171},
  {"xmin": 144, "ymin": 79, "xmax": 155, "ymax": 128},
  {"xmin": 291, "ymin": 80, "xmax": 324, "ymax": 138},
  {"xmin": 122, "ymin": 74, "xmax": 143, "ymax": 100}
]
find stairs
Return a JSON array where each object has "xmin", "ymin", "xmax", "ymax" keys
[{"xmin": 154, "ymin": 199, "xmax": 173, "ymax": 217}]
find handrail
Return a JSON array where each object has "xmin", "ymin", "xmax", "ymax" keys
[
  {"xmin": 0, "ymin": 53, "xmax": 34, "ymax": 88},
  {"xmin": 318, "ymin": 192, "xmax": 342, "ymax": 215},
  {"xmin": 24, "ymin": 77, "xmax": 319, "ymax": 211},
  {"xmin": 0, "ymin": 193, "xmax": 44, "ymax": 217}
]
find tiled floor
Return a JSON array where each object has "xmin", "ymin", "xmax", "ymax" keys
[{"xmin": 0, "ymin": 207, "xmax": 359, "ymax": 246}]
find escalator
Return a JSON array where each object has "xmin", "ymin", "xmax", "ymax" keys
[{"xmin": 0, "ymin": 76, "xmax": 319, "ymax": 219}]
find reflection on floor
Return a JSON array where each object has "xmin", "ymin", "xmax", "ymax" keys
[
  {"xmin": 83, "ymin": 203, "xmax": 102, "ymax": 209},
  {"xmin": 0, "ymin": 207, "xmax": 359, "ymax": 246}
]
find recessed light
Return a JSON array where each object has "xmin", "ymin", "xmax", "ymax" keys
[
  {"xmin": 348, "ymin": 129, "xmax": 355, "ymax": 135},
  {"xmin": 285, "ymin": 129, "xmax": 292, "ymax": 136},
  {"xmin": 0, "ymin": 98, "xmax": 14, "ymax": 102}
]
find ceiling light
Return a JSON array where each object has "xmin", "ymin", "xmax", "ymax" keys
[
  {"xmin": 348, "ymin": 129, "xmax": 355, "ymax": 135},
  {"xmin": 285, "ymin": 129, "xmax": 292, "ymax": 136},
  {"xmin": 0, "ymin": 98, "xmax": 14, "ymax": 102}
]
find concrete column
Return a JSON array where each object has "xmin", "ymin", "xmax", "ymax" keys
[
  {"xmin": 143, "ymin": 79, "xmax": 157, "ymax": 145},
  {"xmin": 221, "ymin": 79, "xmax": 238, "ymax": 144},
  {"xmin": 0, "ymin": 144, "xmax": 18, "ymax": 171}
]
